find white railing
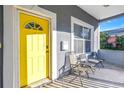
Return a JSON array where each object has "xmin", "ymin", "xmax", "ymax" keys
[{"xmin": 99, "ymin": 49, "xmax": 124, "ymax": 66}]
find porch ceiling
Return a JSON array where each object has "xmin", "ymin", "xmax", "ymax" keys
[{"xmin": 78, "ymin": 5, "xmax": 124, "ymax": 21}]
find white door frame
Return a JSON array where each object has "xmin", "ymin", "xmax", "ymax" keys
[{"xmin": 3, "ymin": 5, "xmax": 57, "ymax": 88}]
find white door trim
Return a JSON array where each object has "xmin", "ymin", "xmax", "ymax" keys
[
  {"xmin": 71, "ymin": 16, "xmax": 94, "ymax": 54},
  {"xmin": 3, "ymin": 5, "xmax": 57, "ymax": 88}
]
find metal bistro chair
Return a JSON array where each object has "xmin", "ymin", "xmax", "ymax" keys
[
  {"xmin": 79, "ymin": 54, "xmax": 96, "ymax": 74},
  {"xmin": 68, "ymin": 52, "xmax": 89, "ymax": 86}
]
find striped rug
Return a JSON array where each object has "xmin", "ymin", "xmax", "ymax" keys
[{"xmin": 40, "ymin": 75, "xmax": 123, "ymax": 88}]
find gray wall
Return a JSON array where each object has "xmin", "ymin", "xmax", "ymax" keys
[
  {"xmin": 99, "ymin": 49, "xmax": 124, "ymax": 67},
  {"xmin": 0, "ymin": 5, "xmax": 3, "ymax": 88},
  {"xmin": 39, "ymin": 5, "xmax": 99, "ymax": 77}
]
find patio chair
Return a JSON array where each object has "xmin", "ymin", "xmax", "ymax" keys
[
  {"xmin": 88, "ymin": 52, "xmax": 104, "ymax": 68},
  {"xmin": 68, "ymin": 52, "xmax": 90, "ymax": 86},
  {"xmin": 78, "ymin": 54, "xmax": 96, "ymax": 73}
]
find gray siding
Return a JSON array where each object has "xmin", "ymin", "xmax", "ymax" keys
[
  {"xmin": 0, "ymin": 5, "xmax": 3, "ymax": 88},
  {"xmin": 39, "ymin": 5, "xmax": 99, "ymax": 77},
  {"xmin": 39, "ymin": 5, "xmax": 98, "ymax": 31}
]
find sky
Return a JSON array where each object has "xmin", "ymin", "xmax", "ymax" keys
[{"xmin": 100, "ymin": 16, "xmax": 124, "ymax": 32}]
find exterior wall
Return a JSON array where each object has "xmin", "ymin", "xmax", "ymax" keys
[
  {"xmin": 39, "ymin": 5, "xmax": 99, "ymax": 77},
  {"xmin": 99, "ymin": 49, "xmax": 124, "ymax": 67},
  {"xmin": 2, "ymin": 5, "xmax": 99, "ymax": 87},
  {"xmin": 0, "ymin": 5, "xmax": 3, "ymax": 88}
]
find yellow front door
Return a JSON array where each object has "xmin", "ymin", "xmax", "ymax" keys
[{"xmin": 20, "ymin": 12, "xmax": 50, "ymax": 87}]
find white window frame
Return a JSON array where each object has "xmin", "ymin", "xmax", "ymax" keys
[{"xmin": 71, "ymin": 16, "xmax": 94, "ymax": 54}]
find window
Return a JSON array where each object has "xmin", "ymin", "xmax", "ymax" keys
[
  {"xmin": 74, "ymin": 24, "xmax": 91, "ymax": 53},
  {"xmin": 25, "ymin": 22, "xmax": 43, "ymax": 31}
]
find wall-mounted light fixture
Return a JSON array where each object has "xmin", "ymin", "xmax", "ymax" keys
[{"xmin": 61, "ymin": 41, "xmax": 69, "ymax": 51}]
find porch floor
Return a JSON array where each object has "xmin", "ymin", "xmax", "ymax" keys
[
  {"xmin": 89, "ymin": 62, "xmax": 124, "ymax": 84},
  {"xmin": 40, "ymin": 62, "xmax": 124, "ymax": 88}
]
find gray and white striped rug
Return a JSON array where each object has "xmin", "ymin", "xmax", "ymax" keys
[{"xmin": 40, "ymin": 75, "xmax": 123, "ymax": 88}]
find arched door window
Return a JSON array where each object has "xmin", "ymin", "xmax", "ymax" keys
[{"xmin": 25, "ymin": 22, "xmax": 43, "ymax": 31}]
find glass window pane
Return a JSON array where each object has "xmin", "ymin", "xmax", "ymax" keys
[
  {"xmin": 25, "ymin": 22, "xmax": 43, "ymax": 31},
  {"xmin": 74, "ymin": 40, "xmax": 78, "ymax": 53},
  {"xmin": 74, "ymin": 39, "xmax": 83, "ymax": 53},
  {"xmin": 83, "ymin": 27, "xmax": 91, "ymax": 40},
  {"xmin": 38, "ymin": 27, "xmax": 43, "ymax": 31},
  {"xmin": 25, "ymin": 24, "xmax": 32, "ymax": 29},
  {"xmin": 74, "ymin": 24, "xmax": 83, "ymax": 39},
  {"xmin": 29, "ymin": 22, "xmax": 34, "ymax": 28},
  {"xmin": 35, "ymin": 23, "xmax": 40, "ymax": 28},
  {"xmin": 78, "ymin": 40, "xmax": 83, "ymax": 53},
  {"xmin": 85, "ymin": 41, "xmax": 91, "ymax": 52}
]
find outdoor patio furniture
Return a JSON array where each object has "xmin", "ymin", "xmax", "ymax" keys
[
  {"xmin": 88, "ymin": 52, "xmax": 104, "ymax": 68},
  {"xmin": 68, "ymin": 52, "xmax": 90, "ymax": 86},
  {"xmin": 79, "ymin": 54, "xmax": 96, "ymax": 73}
]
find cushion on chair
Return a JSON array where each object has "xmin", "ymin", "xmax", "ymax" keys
[
  {"xmin": 88, "ymin": 59, "xmax": 100, "ymax": 63},
  {"xmin": 80, "ymin": 58, "xmax": 87, "ymax": 62}
]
